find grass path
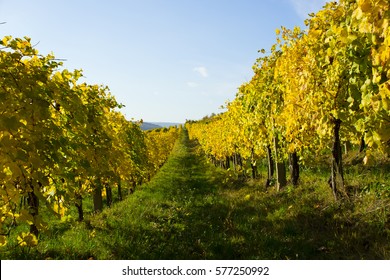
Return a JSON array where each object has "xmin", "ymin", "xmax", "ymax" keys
[
  {"xmin": 5, "ymin": 129, "xmax": 389, "ymax": 259},
  {"xmin": 88, "ymin": 130, "xmax": 241, "ymax": 259}
]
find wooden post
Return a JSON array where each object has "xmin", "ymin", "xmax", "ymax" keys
[
  {"xmin": 329, "ymin": 119, "xmax": 344, "ymax": 200},
  {"xmin": 274, "ymin": 136, "xmax": 287, "ymax": 191},
  {"xmin": 289, "ymin": 152, "xmax": 299, "ymax": 186},
  {"xmin": 93, "ymin": 180, "xmax": 103, "ymax": 213}
]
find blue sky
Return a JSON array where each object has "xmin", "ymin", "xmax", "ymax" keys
[{"xmin": 0, "ymin": 0, "xmax": 329, "ymax": 123}]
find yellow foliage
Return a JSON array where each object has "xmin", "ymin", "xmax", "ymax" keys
[
  {"xmin": 17, "ymin": 232, "xmax": 38, "ymax": 247},
  {"xmin": 0, "ymin": 236, "xmax": 7, "ymax": 247}
]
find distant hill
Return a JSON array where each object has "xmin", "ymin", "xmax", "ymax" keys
[
  {"xmin": 152, "ymin": 122, "xmax": 182, "ymax": 128},
  {"xmin": 140, "ymin": 122, "xmax": 182, "ymax": 131},
  {"xmin": 140, "ymin": 122, "xmax": 162, "ymax": 130}
]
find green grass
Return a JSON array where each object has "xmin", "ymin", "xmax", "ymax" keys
[{"xmin": 1, "ymin": 130, "xmax": 389, "ymax": 259}]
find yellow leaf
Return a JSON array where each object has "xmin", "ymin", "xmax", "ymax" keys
[
  {"xmin": 359, "ymin": 0, "xmax": 371, "ymax": 12},
  {"xmin": 0, "ymin": 236, "xmax": 7, "ymax": 247},
  {"xmin": 3, "ymin": 166, "xmax": 12, "ymax": 177},
  {"xmin": 52, "ymin": 71, "xmax": 63, "ymax": 82},
  {"xmin": 89, "ymin": 229, "xmax": 96, "ymax": 238},
  {"xmin": 17, "ymin": 232, "xmax": 38, "ymax": 247},
  {"xmin": 1, "ymin": 36, "xmax": 10, "ymax": 46},
  {"xmin": 363, "ymin": 155, "xmax": 369, "ymax": 165}
]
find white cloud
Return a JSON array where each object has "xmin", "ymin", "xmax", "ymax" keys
[
  {"xmin": 193, "ymin": 66, "xmax": 209, "ymax": 78},
  {"xmin": 288, "ymin": 0, "xmax": 329, "ymax": 19},
  {"xmin": 187, "ymin": 82, "xmax": 198, "ymax": 88}
]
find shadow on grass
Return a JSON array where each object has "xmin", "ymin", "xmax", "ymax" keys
[{"xmin": 221, "ymin": 197, "xmax": 389, "ymax": 259}]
